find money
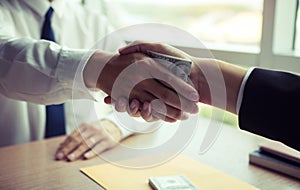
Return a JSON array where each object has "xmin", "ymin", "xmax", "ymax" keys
[
  {"xmin": 149, "ymin": 174, "xmax": 198, "ymax": 190},
  {"xmin": 147, "ymin": 50, "xmax": 192, "ymax": 83}
]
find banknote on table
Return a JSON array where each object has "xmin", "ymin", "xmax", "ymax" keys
[
  {"xmin": 149, "ymin": 174, "xmax": 198, "ymax": 190},
  {"xmin": 146, "ymin": 50, "xmax": 192, "ymax": 83}
]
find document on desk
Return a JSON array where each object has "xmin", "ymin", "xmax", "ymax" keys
[{"xmin": 80, "ymin": 154, "xmax": 258, "ymax": 190}]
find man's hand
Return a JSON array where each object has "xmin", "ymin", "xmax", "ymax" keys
[
  {"xmin": 84, "ymin": 51, "xmax": 199, "ymax": 122},
  {"xmin": 55, "ymin": 120, "xmax": 122, "ymax": 161},
  {"xmin": 103, "ymin": 42, "xmax": 197, "ymax": 121},
  {"xmin": 116, "ymin": 41, "xmax": 247, "ymax": 114}
]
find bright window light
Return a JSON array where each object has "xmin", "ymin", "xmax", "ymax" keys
[{"xmin": 112, "ymin": 0, "xmax": 263, "ymax": 47}]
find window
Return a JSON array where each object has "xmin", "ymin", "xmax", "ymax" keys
[
  {"xmin": 103, "ymin": 0, "xmax": 300, "ymax": 126},
  {"xmin": 106, "ymin": 0, "xmax": 300, "ymax": 72},
  {"xmin": 111, "ymin": 0, "xmax": 263, "ymax": 48}
]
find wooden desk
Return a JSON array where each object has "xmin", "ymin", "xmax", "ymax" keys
[{"xmin": 0, "ymin": 118, "xmax": 299, "ymax": 190}]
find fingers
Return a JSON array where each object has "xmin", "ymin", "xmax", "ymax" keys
[
  {"xmin": 115, "ymin": 97, "xmax": 127, "ymax": 112},
  {"xmin": 140, "ymin": 102, "xmax": 177, "ymax": 123},
  {"xmin": 113, "ymin": 97, "xmax": 141, "ymax": 117},
  {"xmin": 119, "ymin": 42, "xmax": 163, "ymax": 55},
  {"xmin": 66, "ymin": 134, "xmax": 102, "ymax": 162},
  {"xmin": 143, "ymin": 79, "xmax": 198, "ymax": 114},
  {"xmin": 119, "ymin": 42, "xmax": 190, "ymax": 60},
  {"xmin": 104, "ymin": 51, "xmax": 199, "ymax": 121},
  {"xmin": 119, "ymin": 42, "xmax": 199, "ymax": 102},
  {"xmin": 140, "ymin": 102, "xmax": 155, "ymax": 122},
  {"xmin": 151, "ymin": 101, "xmax": 189, "ymax": 121},
  {"xmin": 55, "ymin": 125, "xmax": 85, "ymax": 160},
  {"xmin": 82, "ymin": 121, "xmax": 121, "ymax": 160},
  {"xmin": 113, "ymin": 95, "xmax": 190, "ymax": 122},
  {"xmin": 151, "ymin": 111, "xmax": 177, "ymax": 123},
  {"xmin": 55, "ymin": 124, "xmax": 89, "ymax": 160},
  {"xmin": 127, "ymin": 99, "xmax": 141, "ymax": 117},
  {"xmin": 83, "ymin": 141, "xmax": 109, "ymax": 160},
  {"xmin": 148, "ymin": 65, "xmax": 199, "ymax": 103},
  {"xmin": 55, "ymin": 121, "xmax": 120, "ymax": 162},
  {"xmin": 143, "ymin": 101, "xmax": 188, "ymax": 122},
  {"xmin": 126, "ymin": 76, "xmax": 198, "ymax": 113}
]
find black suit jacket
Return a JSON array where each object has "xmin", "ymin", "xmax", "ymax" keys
[{"xmin": 239, "ymin": 68, "xmax": 300, "ymax": 151}]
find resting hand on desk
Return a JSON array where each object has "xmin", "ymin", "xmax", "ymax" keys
[{"xmin": 55, "ymin": 120, "xmax": 122, "ymax": 161}]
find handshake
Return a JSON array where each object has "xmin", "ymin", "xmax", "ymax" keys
[{"xmin": 84, "ymin": 41, "xmax": 246, "ymax": 122}]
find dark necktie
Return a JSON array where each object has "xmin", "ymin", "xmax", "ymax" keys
[{"xmin": 41, "ymin": 7, "xmax": 66, "ymax": 138}]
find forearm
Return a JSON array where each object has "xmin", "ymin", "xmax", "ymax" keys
[
  {"xmin": 218, "ymin": 60, "xmax": 247, "ymax": 113},
  {"xmin": 0, "ymin": 36, "xmax": 119, "ymax": 105},
  {"xmin": 192, "ymin": 58, "xmax": 247, "ymax": 114},
  {"xmin": 0, "ymin": 36, "xmax": 93, "ymax": 104}
]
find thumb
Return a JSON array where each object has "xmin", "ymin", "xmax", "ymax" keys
[
  {"xmin": 119, "ymin": 41, "xmax": 158, "ymax": 55},
  {"xmin": 119, "ymin": 42, "xmax": 189, "ymax": 60}
]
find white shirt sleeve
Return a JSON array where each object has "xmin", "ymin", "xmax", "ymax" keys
[
  {"xmin": 0, "ymin": 36, "xmax": 95, "ymax": 105},
  {"xmin": 236, "ymin": 67, "xmax": 255, "ymax": 114}
]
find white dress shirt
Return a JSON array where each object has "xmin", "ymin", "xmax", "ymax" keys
[
  {"xmin": 236, "ymin": 68, "xmax": 255, "ymax": 114},
  {"xmin": 0, "ymin": 0, "xmax": 130, "ymax": 146}
]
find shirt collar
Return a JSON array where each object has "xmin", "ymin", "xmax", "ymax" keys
[
  {"xmin": 51, "ymin": 0, "xmax": 66, "ymax": 18},
  {"xmin": 21, "ymin": 0, "xmax": 66, "ymax": 18}
]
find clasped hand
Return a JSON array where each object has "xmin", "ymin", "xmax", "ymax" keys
[{"xmin": 86, "ymin": 48, "xmax": 199, "ymax": 122}]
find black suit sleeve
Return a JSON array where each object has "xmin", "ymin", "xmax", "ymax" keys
[{"xmin": 239, "ymin": 68, "xmax": 300, "ymax": 151}]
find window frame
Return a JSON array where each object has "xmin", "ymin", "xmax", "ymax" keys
[{"xmin": 179, "ymin": 0, "xmax": 300, "ymax": 74}]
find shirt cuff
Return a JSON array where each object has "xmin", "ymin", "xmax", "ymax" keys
[
  {"xmin": 58, "ymin": 48, "xmax": 103, "ymax": 101},
  {"xmin": 236, "ymin": 67, "xmax": 255, "ymax": 114}
]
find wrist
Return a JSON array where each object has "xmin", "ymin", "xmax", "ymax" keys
[
  {"xmin": 191, "ymin": 58, "xmax": 246, "ymax": 114},
  {"xmin": 218, "ymin": 59, "xmax": 247, "ymax": 113},
  {"xmin": 189, "ymin": 57, "xmax": 213, "ymax": 104},
  {"xmin": 83, "ymin": 50, "xmax": 114, "ymax": 90},
  {"xmin": 100, "ymin": 119, "xmax": 122, "ymax": 142}
]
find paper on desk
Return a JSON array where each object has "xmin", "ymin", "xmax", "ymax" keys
[{"xmin": 80, "ymin": 154, "xmax": 258, "ymax": 190}]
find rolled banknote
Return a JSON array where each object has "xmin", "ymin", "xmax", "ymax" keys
[{"xmin": 146, "ymin": 50, "xmax": 192, "ymax": 83}]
